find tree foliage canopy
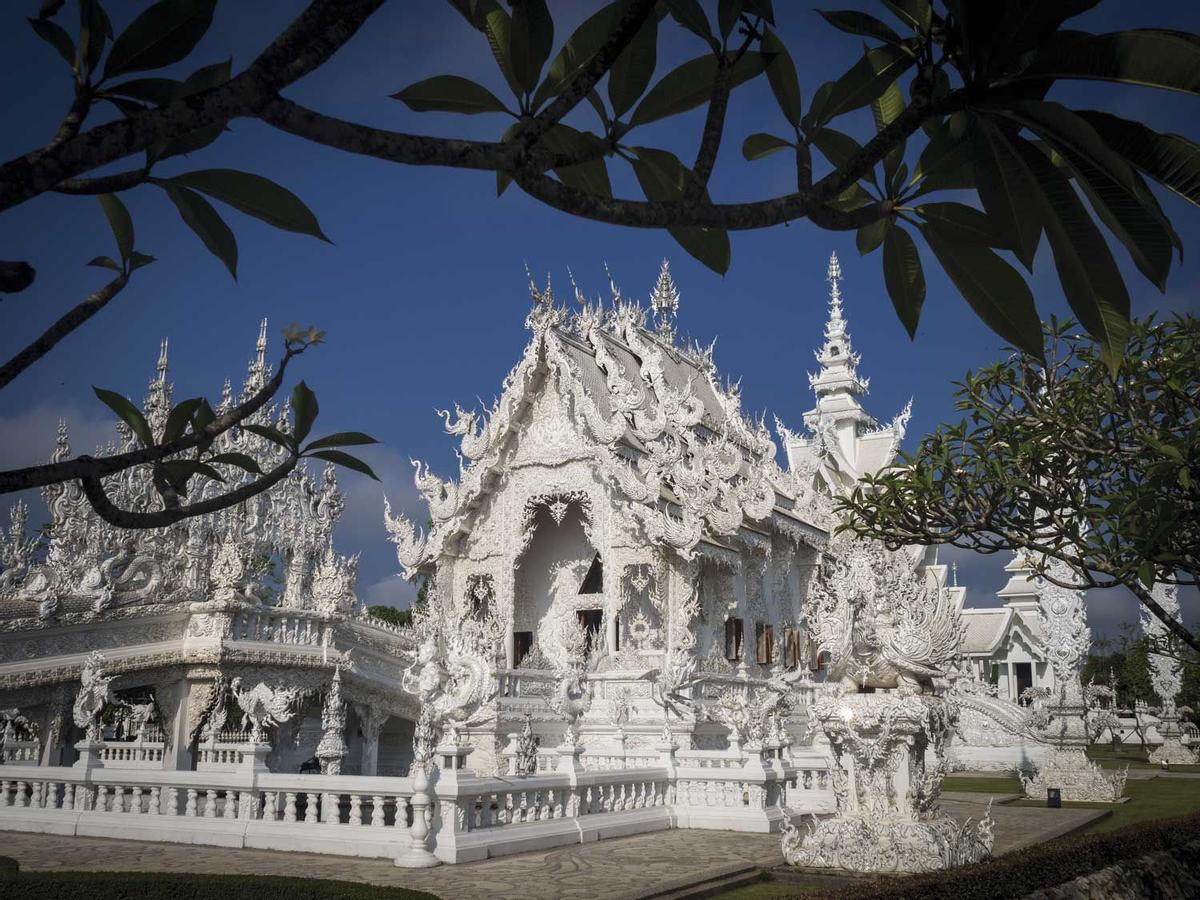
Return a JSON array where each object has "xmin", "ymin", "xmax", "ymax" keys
[{"xmin": 839, "ymin": 315, "xmax": 1200, "ymax": 650}]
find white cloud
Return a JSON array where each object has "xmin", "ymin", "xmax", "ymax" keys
[{"xmin": 362, "ymin": 574, "xmax": 416, "ymax": 610}]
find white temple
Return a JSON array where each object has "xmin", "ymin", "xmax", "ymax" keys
[{"xmin": 0, "ymin": 255, "xmax": 1139, "ymax": 870}]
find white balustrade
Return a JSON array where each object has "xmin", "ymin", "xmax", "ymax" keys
[
  {"xmin": 1, "ymin": 739, "xmax": 39, "ymax": 764},
  {"xmin": 0, "ymin": 746, "xmax": 833, "ymax": 864}
]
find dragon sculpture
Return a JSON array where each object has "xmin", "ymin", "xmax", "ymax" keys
[
  {"xmin": 805, "ymin": 534, "xmax": 961, "ymax": 694},
  {"xmin": 230, "ymin": 677, "xmax": 302, "ymax": 743}
]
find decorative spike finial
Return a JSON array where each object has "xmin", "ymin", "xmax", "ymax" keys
[
  {"xmin": 649, "ymin": 258, "xmax": 680, "ymax": 338},
  {"xmin": 52, "ymin": 419, "xmax": 70, "ymax": 463},
  {"xmin": 826, "ymin": 251, "xmax": 843, "ymax": 321},
  {"xmin": 157, "ymin": 338, "xmax": 169, "ymax": 378},
  {"xmin": 256, "ymin": 318, "xmax": 268, "ymax": 366}
]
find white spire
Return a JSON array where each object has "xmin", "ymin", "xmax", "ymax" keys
[
  {"xmin": 826, "ymin": 251, "xmax": 844, "ymax": 324},
  {"xmin": 650, "ymin": 258, "xmax": 680, "ymax": 338}
]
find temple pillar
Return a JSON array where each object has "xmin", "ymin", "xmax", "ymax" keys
[
  {"xmin": 505, "ymin": 624, "xmax": 515, "ymax": 670},
  {"xmin": 605, "ymin": 611, "xmax": 618, "ymax": 654},
  {"xmin": 160, "ymin": 679, "xmax": 192, "ymax": 771},
  {"xmin": 355, "ymin": 704, "xmax": 389, "ymax": 777}
]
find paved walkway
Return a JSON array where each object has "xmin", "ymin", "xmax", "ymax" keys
[{"xmin": 0, "ymin": 801, "xmax": 1107, "ymax": 899}]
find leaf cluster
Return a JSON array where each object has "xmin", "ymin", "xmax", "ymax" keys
[{"xmin": 839, "ymin": 314, "xmax": 1200, "ymax": 649}]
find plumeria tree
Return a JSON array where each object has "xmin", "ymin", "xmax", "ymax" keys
[
  {"xmin": 840, "ymin": 316, "xmax": 1199, "ymax": 651},
  {"xmin": 3, "ymin": 0, "xmax": 1200, "ymax": 525}
]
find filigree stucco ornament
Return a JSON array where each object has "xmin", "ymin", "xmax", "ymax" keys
[
  {"xmin": 399, "ymin": 588, "xmax": 496, "ymax": 765},
  {"xmin": 550, "ymin": 666, "xmax": 592, "ymax": 747},
  {"xmin": 513, "ymin": 712, "xmax": 541, "ymax": 776},
  {"xmin": 645, "ymin": 648, "xmax": 700, "ymax": 742},
  {"xmin": 783, "ymin": 693, "xmax": 994, "ymax": 873},
  {"xmin": 1139, "ymin": 584, "xmax": 1197, "ymax": 764},
  {"xmin": 72, "ymin": 650, "xmax": 117, "ymax": 742},
  {"xmin": 315, "ymin": 666, "xmax": 348, "ymax": 775},
  {"xmin": 311, "ymin": 546, "xmax": 359, "ymax": 618},
  {"xmin": 1021, "ymin": 559, "xmax": 1127, "ymax": 801},
  {"xmin": 784, "ymin": 534, "xmax": 991, "ymax": 874},
  {"xmin": 0, "ymin": 323, "xmax": 352, "ymax": 629},
  {"xmin": 230, "ymin": 677, "xmax": 302, "ymax": 744},
  {"xmin": 806, "ymin": 534, "xmax": 961, "ymax": 693}
]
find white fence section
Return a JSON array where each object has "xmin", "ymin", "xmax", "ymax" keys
[{"xmin": 0, "ymin": 740, "xmax": 834, "ymax": 865}]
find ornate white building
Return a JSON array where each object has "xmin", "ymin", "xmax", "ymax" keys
[{"xmin": 0, "ymin": 255, "xmax": 1106, "ymax": 868}]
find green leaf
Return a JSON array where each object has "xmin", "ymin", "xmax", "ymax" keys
[
  {"xmin": 156, "ymin": 123, "xmax": 225, "ymax": 162},
  {"xmin": 1053, "ymin": 143, "xmax": 1174, "ymax": 291},
  {"xmin": 743, "ymin": 0, "xmax": 775, "ymax": 24},
  {"xmin": 167, "ymin": 169, "xmax": 329, "ymax": 242},
  {"xmin": 608, "ymin": 12, "xmax": 658, "ymax": 118},
  {"xmin": 761, "ymin": 27, "xmax": 802, "ymax": 128},
  {"xmin": 630, "ymin": 147, "xmax": 730, "ymax": 274},
  {"xmin": 94, "ymin": 386, "xmax": 154, "ymax": 447},
  {"xmin": 309, "ymin": 450, "xmax": 380, "ymax": 481},
  {"xmin": 666, "ymin": 0, "xmax": 715, "ymax": 46},
  {"xmin": 856, "ymin": 216, "xmax": 890, "ymax": 255},
  {"xmin": 542, "ymin": 125, "xmax": 612, "ymax": 198},
  {"xmin": 162, "ymin": 459, "xmax": 225, "ymax": 491},
  {"xmin": 160, "ymin": 182, "xmax": 237, "ymax": 278},
  {"xmin": 534, "ymin": 3, "xmax": 620, "ymax": 108},
  {"xmin": 630, "ymin": 52, "xmax": 769, "ymax": 128},
  {"xmin": 717, "ymin": 0, "xmax": 743, "ymax": 40},
  {"xmin": 392, "ymin": 74, "xmax": 511, "ymax": 115},
  {"xmin": 103, "ymin": 0, "xmax": 217, "ymax": 80},
  {"xmin": 303, "ymin": 432, "xmax": 379, "ymax": 452},
  {"xmin": 920, "ymin": 220, "xmax": 1044, "ymax": 357},
  {"xmin": 27, "ymin": 16, "xmax": 75, "ymax": 68},
  {"xmin": 79, "ymin": 0, "xmax": 109, "ymax": 75},
  {"xmin": 241, "ymin": 423, "xmax": 295, "ymax": 452},
  {"xmin": 1012, "ymin": 138, "xmax": 1132, "ymax": 370},
  {"xmin": 97, "ymin": 193, "xmax": 134, "ymax": 264},
  {"xmin": 816, "ymin": 10, "xmax": 903, "ymax": 46},
  {"xmin": 207, "ymin": 451, "xmax": 263, "ymax": 475},
  {"xmin": 881, "ymin": 224, "xmax": 925, "ymax": 338},
  {"xmin": 802, "ymin": 80, "xmax": 836, "ymax": 133},
  {"xmin": 810, "ymin": 127, "xmax": 875, "ymax": 187},
  {"xmin": 510, "ymin": 0, "xmax": 553, "ymax": 96},
  {"xmin": 972, "ymin": 119, "xmax": 1041, "ymax": 269},
  {"xmin": 105, "ymin": 76, "xmax": 182, "ymax": 105},
  {"xmin": 193, "ymin": 399, "xmax": 215, "ymax": 432},
  {"xmin": 290, "ymin": 380, "xmax": 318, "ymax": 445},
  {"xmin": 128, "ymin": 250, "xmax": 156, "ymax": 271},
  {"xmin": 163, "ymin": 397, "xmax": 202, "ymax": 442},
  {"xmin": 916, "ymin": 202, "xmax": 1007, "ymax": 248},
  {"xmin": 913, "ymin": 124, "xmax": 974, "ymax": 182},
  {"xmin": 1078, "ymin": 110, "xmax": 1200, "ymax": 208},
  {"xmin": 1014, "ymin": 29, "xmax": 1200, "ymax": 96},
  {"xmin": 742, "ymin": 133, "xmax": 792, "ymax": 161},
  {"xmin": 881, "ymin": 0, "xmax": 931, "ymax": 33},
  {"xmin": 826, "ymin": 182, "xmax": 875, "ymax": 212},
  {"xmin": 87, "ymin": 255, "xmax": 121, "ymax": 271},
  {"xmin": 819, "ymin": 44, "xmax": 915, "ymax": 125},
  {"xmin": 482, "ymin": 5, "xmax": 523, "ymax": 99}
]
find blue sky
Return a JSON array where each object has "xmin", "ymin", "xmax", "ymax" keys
[{"xmin": 1, "ymin": 1, "xmax": 1197, "ymax": 635}]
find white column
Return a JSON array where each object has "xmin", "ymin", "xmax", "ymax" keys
[
  {"xmin": 605, "ymin": 611, "xmax": 618, "ymax": 654},
  {"xmin": 161, "ymin": 679, "xmax": 192, "ymax": 771},
  {"xmin": 356, "ymin": 705, "xmax": 388, "ymax": 777}
]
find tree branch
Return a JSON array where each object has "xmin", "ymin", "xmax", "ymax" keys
[
  {"xmin": 0, "ymin": 0, "xmax": 385, "ymax": 213},
  {"xmin": 0, "ymin": 272, "xmax": 128, "ymax": 391},
  {"xmin": 0, "ymin": 346, "xmax": 304, "ymax": 495},
  {"xmin": 53, "ymin": 168, "xmax": 151, "ymax": 195},
  {"xmin": 81, "ymin": 454, "xmax": 299, "ymax": 529}
]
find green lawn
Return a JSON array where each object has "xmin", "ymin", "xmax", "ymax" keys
[
  {"xmin": 1085, "ymin": 745, "xmax": 1200, "ymax": 772},
  {"xmin": 942, "ymin": 776, "xmax": 1023, "ymax": 795},
  {"xmin": 1010, "ymin": 775, "xmax": 1200, "ymax": 833}
]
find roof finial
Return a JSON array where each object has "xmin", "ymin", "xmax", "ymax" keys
[
  {"xmin": 952, "ymin": 561, "xmax": 959, "ymax": 588},
  {"xmin": 157, "ymin": 338, "xmax": 169, "ymax": 378},
  {"xmin": 649, "ymin": 258, "xmax": 680, "ymax": 339},
  {"xmin": 826, "ymin": 251, "xmax": 843, "ymax": 321},
  {"xmin": 255, "ymin": 318, "xmax": 268, "ymax": 368}
]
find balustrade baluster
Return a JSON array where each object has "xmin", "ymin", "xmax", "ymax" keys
[
  {"xmin": 370, "ymin": 795, "xmax": 384, "ymax": 827},
  {"xmin": 349, "ymin": 794, "xmax": 362, "ymax": 826},
  {"xmin": 304, "ymin": 792, "xmax": 318, "ymax": 824},
  {"xmin": 15, "ymin": 781, "xmax": 27, "ymax": 808},
  {"xmin": 265, "ymin": 791, "xmax": 278, "ymax": 821},
  {"xmin": 284, "ymin": 792, "xmax": 297, "ymax": 823},
  {"xmin": 185, "ymin": 788, "xmax": 198, "ymax": 817},
  {"xmin": 225, "ymin": 791, "xmax": 238, "ymax": 819},
  {"xmin": 204, "ymin": 789, "xmax": 217, "ymax": 818}
]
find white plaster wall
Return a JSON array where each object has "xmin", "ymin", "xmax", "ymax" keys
[{"xmin": 514, "ymin": 505, "xmax": 596, "ymax": 635}]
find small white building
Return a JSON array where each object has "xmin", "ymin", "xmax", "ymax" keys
[{"xmin": 959, "ymin": 554, "xmax": 1055, "ymax": 702}]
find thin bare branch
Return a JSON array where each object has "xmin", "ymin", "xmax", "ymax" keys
[
  {"xmin": 0, "ymin": 272, "xmax": 128, "ymax": 391},
  {"xmin": 81, "ymin": 455, "xmax": 299, "ymax": 529},
  {"xmin": 0, "ymin": 346, "xmax": 304, "ymax": 495}
]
